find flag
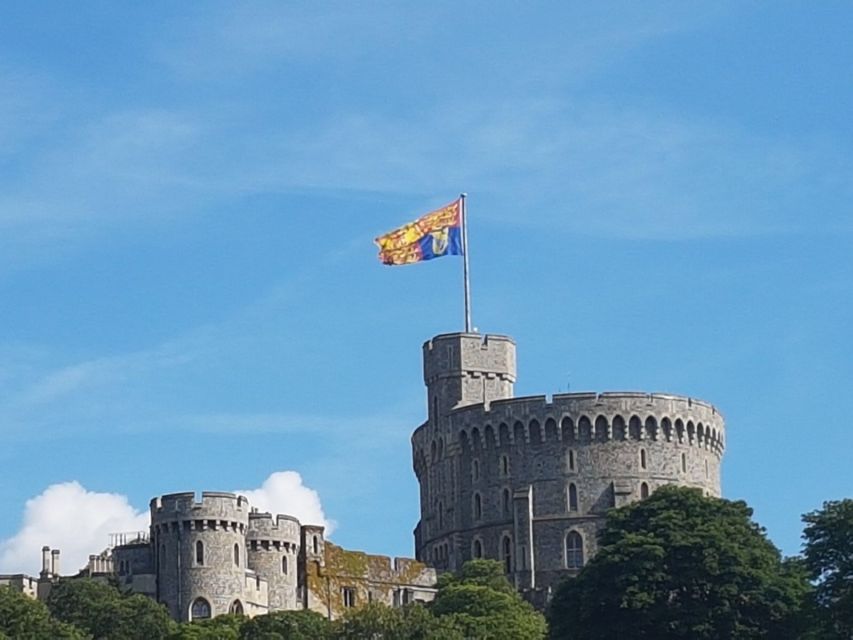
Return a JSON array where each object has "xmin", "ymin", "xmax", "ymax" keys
[{"xmin": 374, "ymin": 198, "xmax": 464, "ymax": 266}]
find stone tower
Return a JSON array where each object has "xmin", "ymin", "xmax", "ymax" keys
[
  {"xmin": 412, "ymin": 332, "xmax": 725, "ymax": 601},
  {"xmin": 423, "ymin": 332, "xmax": 516, "ymax": 422},
  {"xmin": 151, "ymin": 492, "xmax": 251, "ymax": 621}
]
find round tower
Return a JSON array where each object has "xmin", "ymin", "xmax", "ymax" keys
[
  {"xmin": 246, "ymin": 512, "xmax": 301, "ymax": 611},
  {"xmin": 150, "ymin": 492, "xmax": 250, "ymax": 621},
  {"xmin": 412, "ymin": 333, "xmax": 726, "ymax": 599}
]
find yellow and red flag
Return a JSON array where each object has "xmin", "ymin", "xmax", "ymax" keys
[{"xmin": 374, "ymin": 198, "xmax": 464, "ymax": 266}]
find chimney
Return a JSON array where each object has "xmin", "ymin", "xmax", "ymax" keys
[{"xmin": 51, "ymin": 549, "xmax": 60, "ymax": 576}]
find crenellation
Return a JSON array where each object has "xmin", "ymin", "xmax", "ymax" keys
[{"xmin": 413, "ymin": 332, "xmax": 726, "ymax": 601}]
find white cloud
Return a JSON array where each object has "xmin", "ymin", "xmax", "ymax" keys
[
  {"xmin": 237, "ymin": 470, "xmax": 334, "ymax": 533},
  {"xmin": 0, "ymin": 471, "xmax": 332, "ymax": 577},
  {"xmin": 0, "ymin": 481, "xmax": 148, "ymax": 577}
]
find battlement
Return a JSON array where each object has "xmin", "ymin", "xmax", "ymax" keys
[
  {"xmin": 150, "ymin": 491, "xmax": 250, "ymax": 523},
  {"xmin": 413, "ymin": 390, "xmax": 726, "ymax": 476},
  {"xmin": 247, "ymin": 513, "xmax": 302, "ymax": 541}
]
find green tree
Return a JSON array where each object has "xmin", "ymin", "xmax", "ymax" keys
[
  {"xmin": 0, "ymin": 586, "xmax": 87, "ymax": 639},
  {"xmin": 47, "ymin": 579, "xmax": 175, "ymax": 640},
  {"xmin": 170, "ymin": 613, "xmax": 243, "ymax": 640},
  {"xmin": 548, "ymin": 486, "xmax": 810, "ymax": 640},
  {"xmin": 333, "ymin": 602, "xmax": 463, "ymax": 640},
  {"xmin": 238, "ymin": 609, "xmax": 333, "ymax": 640},
  {"xmin": 432, "ymin": 560, "xmax": 547, "ymax": 640},
  {"xmin": 803, "ymin": 499, "xmax": 853, "ymax": 638}
]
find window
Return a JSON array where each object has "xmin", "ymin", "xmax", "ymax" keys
[
  {"xmin": 473, "ymin": 493, "xmax": 482, "ymax": 520},
  {"xmin": 502, "ymin": 488, "xmax": 511, "ymax": 516},
  {"xmin": 705, "ymin": 459, "xmax": 709, "ymax": 478},
  {"xmin": 566, "ymin": 532, "xmax": 584, "ymax": 569},
  {"xmin": 472, "ymin": 539, "xmax": 483, "ymax": 559},
  {"xmin": 472, "ymin": 459, "xmax": 480, "ymax": 481},
  {"xmin": 229, "ymin": 600, "xmax": 243, "ymax": 615},
  {"xmin": 568, "ymin": 449, "xmax": 575, "ymax": 471},
  {"xmin": 195, "ymin": 541, "xmax": 204, "ymax": 565},
  {"xmin": 681, "ymin": 453, "xmax": 687, "ymax": 473},
  {"xmin": 282, "ymin": 556, "xmax": 288, "ymax": 574},
  {"xmin": 568, "ymin": 483, "xmax": 578, "ymax": 512},
  {"xmin": 234, "ymin": 543, "xmax": 240, "ymax": 567},
  {"xmin": 640, "ymin": 448, "xmax": 647, "ymax": 470},
  {"xmin": 342, "ymin": 587, "xmax": 356, "ymax": 608},
  {"xmin": 190, "ymin": 597, "xmax": 211, "ymax": 620},
  {"xmin": 502, "ymin": 536, "xmax": 512, "ymax": 574},
  {"xmin": 500, "ymin": 455, "xmax": 510, "ymax": 476},
  {"xmin": 640, "ymin": 482, "xmax": 650, "ymax": 499},
  {"xmin": 313, "ymin": 536, "xmax": 319, "ymax": 555}
]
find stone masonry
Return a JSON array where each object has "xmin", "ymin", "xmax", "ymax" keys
[{"xmin": 412, "ymin": 332, "xmax": 725, "ymax": 601}]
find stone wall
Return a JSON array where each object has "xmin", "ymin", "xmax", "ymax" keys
[{"xmin": 413, "ymin": 332, "xmax": 726, "ymax": 597}]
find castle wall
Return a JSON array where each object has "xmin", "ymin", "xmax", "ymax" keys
[
  {"xmin": 303, "ymin": 542, "xmax": 436, "ymax": 620},
  {"xmin": 414, "ymin": 332, "xmax": 726, "ymax": 596}
]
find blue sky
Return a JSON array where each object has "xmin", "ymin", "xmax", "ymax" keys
[{"xmin": 1, "ymin": 1, "xmax": 851, "ymax": 574}]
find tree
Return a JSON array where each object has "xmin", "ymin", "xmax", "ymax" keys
[
  {"xmin": 333, "ymin": 602, "xmax": 463, "ymax": 640},
  {"xmin": 803, "ymin": 499, "xmax": 853, "ymax": 638},
  {"xmin": 47, "ymin": 579, "xmax": 175, "ymax": 640},
  {"xmin": 548, "ymin": 486, "xmax": 810, "ymax": 640},
  {"xmin": 0, "ymin": 586, "xmax": 87, "ymax": 639},
  {"xmin": 238, "ymin": 609, "xmax": 333, "ymax": 640},
  {"xmin": 169, "ymin": 613, "xmax": 243, "ymax": 640},
  {"xmin": 432, "ymin": 560, "xmax": 547, "ymax": 640}
]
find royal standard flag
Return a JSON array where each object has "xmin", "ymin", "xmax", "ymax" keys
[{"xmin": 375, "ymin": 198, "xmax": 464, "ymax": 265}]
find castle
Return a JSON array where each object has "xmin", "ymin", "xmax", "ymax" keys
[
  {"xmin": 411, "ymin": 332, "xmax": 724, "ymax": 602},
  {"xmin": 2, "ymin": 330, "xmax": 725, "ymax": 619}
]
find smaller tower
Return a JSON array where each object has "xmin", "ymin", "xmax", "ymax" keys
[{"xmin": 423, "ymin": 333, "xmax": 516, "ymax": 423}]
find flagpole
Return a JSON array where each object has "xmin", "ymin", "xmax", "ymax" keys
[{"xmin": 461, "ymin": 192, "xmax": 472, "ymax": 333}]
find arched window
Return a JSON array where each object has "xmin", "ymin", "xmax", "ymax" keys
[
  {"xmin": 502, "ymin": 536, "xmax": 512, "ymax": 574},
  {"xmin": 234, "ymin": 543, "xmax": 240, "ymax": 566},
  {"xmin": 568, "ymin": 483, "xmax": 578, "ymax": 512},
  {"xmin": 502, "ymin": 488, "xmax": 511, "ymax": 516},
  {"xmin": 195, "ymin": 541, "xmax": 204, "ymax": 565},
  {"xmin": 190, "ymin": 597, "xmax": 211, "ymax": 620},
  {"xmin": 566, "ymin": 532, "xmax": 584, "ymax": 569},
  {"xmin": 473, "ymin": 493, "xmax": 482, "ymax": 520},
  {"xmin": 640, "ymin": 448, "xmax": 647, "ymax": 469},
  {"xmin": 472, "ymin": 539, "xmax": 483, "ymax": 559},
  {"xmin": 282, "ymin": 556, "xmax": 288, "ymax": 574},
  {"xmin": 229, "ymin": 600, "xmax": 243, "ymax": 615},
  {"xmin": 640, "ymin": 482, "xmax": 650, "ymax": 499},
  {"xmin": 501, "ymin": 455, "xmax": 510, "ymax": 476}
]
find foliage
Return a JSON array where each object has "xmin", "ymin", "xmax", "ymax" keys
[
  {"xmin": 238, "ymin": 609, "xmax": 333, "ymax": 640},
  {"xmin": 432, "ymin": 560, "xmax": 547, "ymax": 640},
  {"xmin": 333, "ymin": 602, "xmax": 463, "ymax": 640},
  {"xmin": 47, "ymin": 578, "xmax": 176, "ymax": 640},
  {"xmin": 169, "ymin": 613, "xmax": 243, "ymax": 639},
  {"xmin": 548, "ymin": 486, "xmax": 811, "ymax": 640},
  {"xmin": 802, "ymin": 499, "xmax": 853, "ymax": 638},
  {"xmin": 0, "ymin": 586, "xmax": 87, "ymax": 639}
]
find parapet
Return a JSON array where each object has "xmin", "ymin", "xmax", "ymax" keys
[
  {"xmin": 150, "ymin": 491, "xmax": 251, "ymax": 523},
  {"xmin": 247, "ymin": 512, "xmax": 302, "ymax": 542},
  {"xmin": 423, "ymin": 333, "xmax": 517, "ymax": 384}
]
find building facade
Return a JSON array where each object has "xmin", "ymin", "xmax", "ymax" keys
[
  {"xmin": 411, "ymin": 332, "xmax": 725, "ymax": 601},
  {"xmin": 105, "ymin": 491, "xmax": 436, "ymax": 622}
]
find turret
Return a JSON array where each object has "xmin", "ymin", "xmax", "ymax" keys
[{"xmin": 423, "ymin": 333, "xmax": 516, "ymax": 424}]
